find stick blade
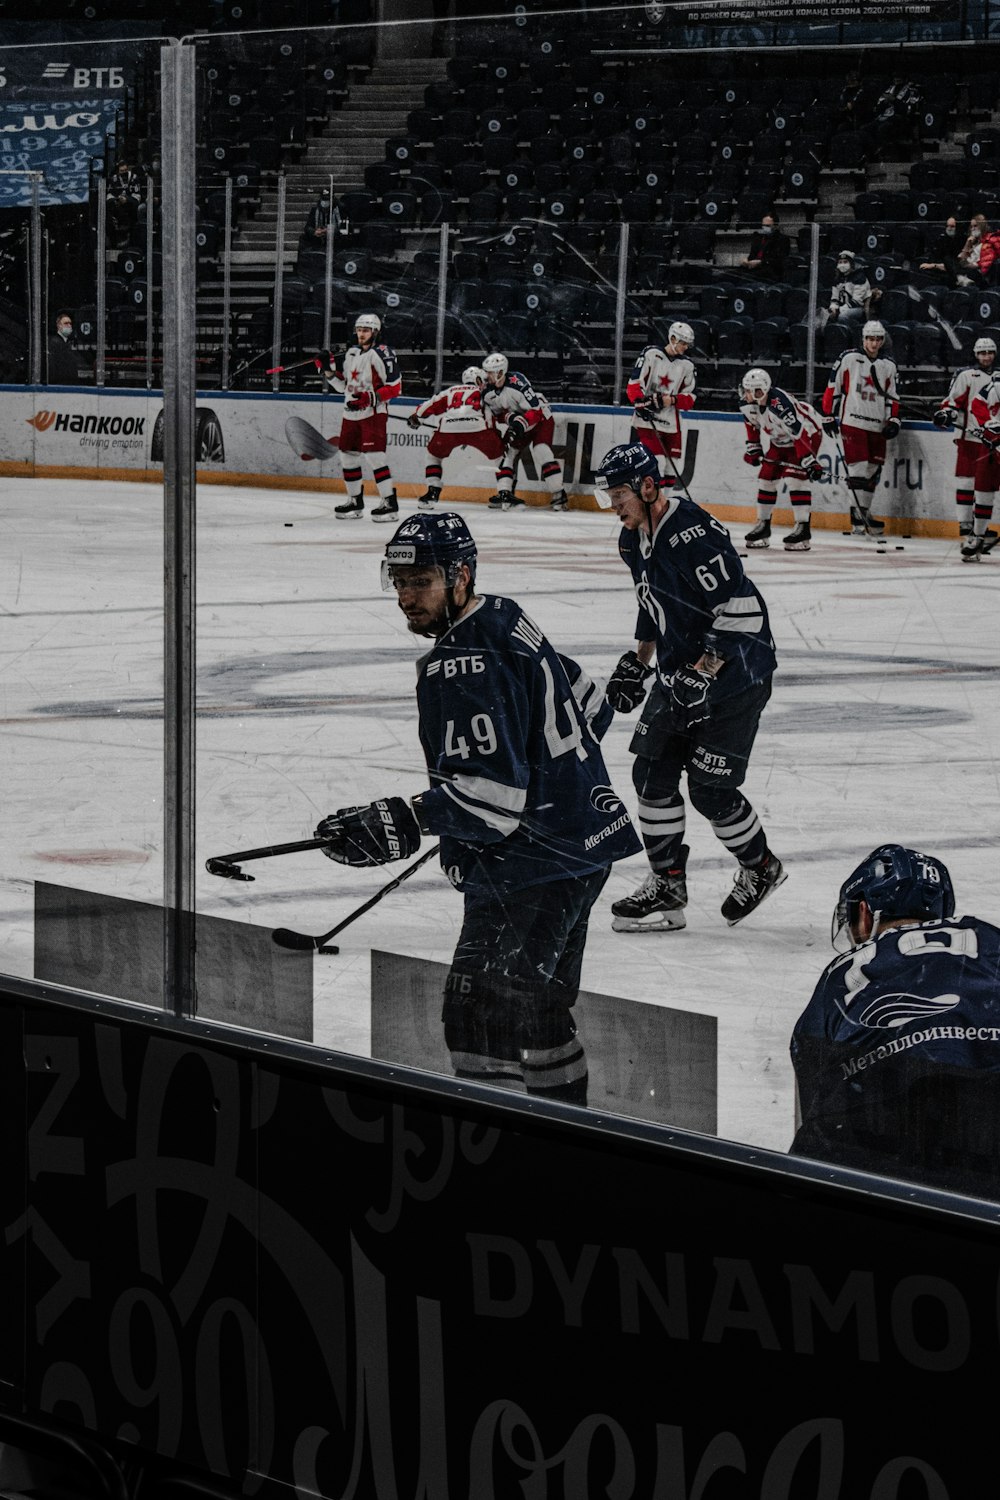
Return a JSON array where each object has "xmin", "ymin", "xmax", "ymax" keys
[{"xmin": 272, "ymin": 927, "xmax": 320, "ymax": 951}]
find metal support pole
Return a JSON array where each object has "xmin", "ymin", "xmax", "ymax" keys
[
  {"xmin": 145, "ymin": 175, "xmax": 155, "ymax": 389},
  {"xmin": 322, "ymin": 171, "xmax": 335, "ymax": 352},
  {"xmin": 160, "ymin": 40, "xmax": 198, "ymax": 1017},
  {"xmin": 805, "ymin": 220, "xmax": 820, "ymax": 406},
  {"xmin": 28, "ymin": 175, "xmax": 42, "ymax": 386},
  {"xmin": 221, "ymin": 177, "xmax": 233, "ymax": 390},
  {"xmin": 434, "ymin": 221, "xmax": 449, "ymax": 394},
  {"xmin": 271, "ymin": 174, "xmax": 286, "ymax": 392},
  {"xmin": 613, "ymin": 221, "xmax": 630, "ymax": 406},
  {"xmin": 95, "ymin": 186, "xmax": 108, "ymax": 388}
]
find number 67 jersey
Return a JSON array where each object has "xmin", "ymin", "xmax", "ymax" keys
[{"xmin": 413, "ymin": 595, "xmax": 641, "ymax": 896}]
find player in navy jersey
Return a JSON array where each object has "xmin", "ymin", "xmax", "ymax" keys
[
  {"xmin": 594, "ymin": 441, "xmax": 785, "ymax": 931},
  {"xmin": 791, "ymin": 845, "xmax": 1000, "ymax": 1198},
  {"xmin": 311, "ymin": 510, "xmax": 640, "ymax": 1106}
]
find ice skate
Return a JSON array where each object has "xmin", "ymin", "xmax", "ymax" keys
[
  {"xmin": 962, "ymin": 534, "xmax": 985, "ymax": 561},
  {"xmin": 417, "ymin": 487, "xmax": 441, "ymax": 509},
  {"xmin": 549, "ymin": 490, "xmax": 569, "ymax": 511},
  {"xmin": 487, "ymin": 493, "xmax": 506, "ymax": 510},
  {"xmin": 503, "ymin": 493, "xmax": 526, "ymax": 511},
  {"xmin": 611, "ymin": 851, "xmax": 688, "ymax": 933},
  {"xmin": 721, "ymin": 853, "xmax": 787, "ymax": 926},
  {"xmin": 850, "ymin": 506, "xmax": 884, "ymax": 536},
  {"xmin": 782, "ymin": 520, "xmax": 811, "ymax": 551},
  {"xmin": 745, "ymin": 518, "xmax": 771, "ymax": 548},
  {"xmin": 335, "ymin": 497, "xmax": 364, "ymax": 520},
  {"xmin": 371, "ymin": 493, "xmax": 400, "ymax": 523}
]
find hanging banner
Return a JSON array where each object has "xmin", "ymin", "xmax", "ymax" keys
[{"xmin": 0, "ymin": 97, "xmax": 120, "ymax": 207}]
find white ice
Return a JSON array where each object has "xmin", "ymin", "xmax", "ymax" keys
[{"xmin": 3, "ymin": 475, "xmax": 997, "ymax": 1153}]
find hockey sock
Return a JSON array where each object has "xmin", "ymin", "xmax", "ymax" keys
[
  {"xmin": 709, "ymin": 795, "xmax": 767, "ymax": 865},
  {"xmin": 426, "ymin": 462, "xmax": 443, "ymax": 483},
  {"xmin": 756, "ymin": 487, "xmax": 777, "ymax": 521},
  {"xmin": 342, "ymin": 461, "xmax": 363, "ymax": 500},
  {"xmin": 973, "ymin": 494, "xmax": 995, "ymax": 535},
  {"xmin": 540, "ymin": 458, "xmax": 562, "ymax": 492},
  {"xmin": 788, "ymin": 488, "xmax": 811, "ymax": 520},
  {"xmin": 371, "ymin": 456, "xmax": 394, "ymax": 498},
  {"xmin": 637, "ymin": 793, "xmax": 686, "ymax": 872},
  {"xmin": 957, "ymin": 490, "xmax": 974, "ymax": 524}
]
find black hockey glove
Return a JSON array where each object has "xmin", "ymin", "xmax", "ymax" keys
[
  {"xmin": 606, "ymin": 651, "xmax": 653, "ymax": 713},
  {"xmin": 932, "ymin": 407, "xmax": 955, "ymax": 429},
  {"xmin": 821, "ymin": 417, "xmax": 839, "ymax": 437},
  {"xmin": 668, "ymin": 666, "xmax": 715, "ymax": 730},
  {"xmin": 884, "ymin": 418, "xmax": 901, "ymax": 440},
  {"xmin": 316, "ymin": 797, "xmax": 421, "ymax": 867},
  {"xmin": 802, "ymin": 456, "xmax": 824, "ymax": 482},
  {"xmin": 407, "ymin": 412, "xmax": 421, "ymax": 429},
  {"xmin": 314, "ymin": 348, "xmax": 338, "ymax": 375},
  {"xmin": 634, "ymin": 392, "xmax": 664, "ymax": 422},
  {"xmin": 743, "ymin": 443, "xmax": 764, "ymax": 467},
  {"xmin": 504, "ymin": 412, "xmax": 531, "ymax": 448}
]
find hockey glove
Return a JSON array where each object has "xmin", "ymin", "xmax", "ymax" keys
[
  {"xmin": 932, "ymin": 407, "xmax": 955, "ymax": 429},
  {"xmin": 316, "ymin": 797, "xmax": 421, "ymax": 867},
  {"xmin": 503, "ymin": 412, "xmax": 531, "ymax": 448},
  {"xmin": 884, "ymin": 418, "xmax": 901, "ymax": 441},
  {"xmin": 314, "ymin": 349, "xmax": 337, "ymax": 375},
  {"xmin": 668, "ymin": 666, "xmax": 715, "ymax": 730},
  {"xmin": 346, "ymin": 391, "xmax": 372, "ymax": 413},
  {"xmin": 802, "ymin": 456, "xmax": 824, "ymax": 482},
  {"xmin": 981, "ymin": 425, "xmax": 1000, "ymax": 449},
  {"xmin": 407, "ymin": 413, "xmax": 421, "ymax": 430},
  {"xmin": 606, "ymin": 651, "xmax": 653, "ymax": 713},
  {"xmin": 743, "ymin": 443, "xmax": 764, "ymax": 467},
  {"xmin": 821, "ymin": 417, "xmax": 839, "ymax": 437}
]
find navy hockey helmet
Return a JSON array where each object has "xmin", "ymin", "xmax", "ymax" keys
[
  {"xmin": 593, "ymin": 442, "xmax": 660, "ymax": 509},
  {"xmin": 831, "ymin": 843, "xmax": 955, "ymax": 951},
  {"xmin": 382, "ymin": 511, "xmax": 477, "ymax": 590}
]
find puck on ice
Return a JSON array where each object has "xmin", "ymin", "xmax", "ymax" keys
[{"xmin": 284, "ymin": 522, "xmax": 293, "ymax": 527}]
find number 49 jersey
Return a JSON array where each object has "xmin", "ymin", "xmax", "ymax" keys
[{"xmin": 414, "ymin": 595, "xmax": 640, "ymax": 896}]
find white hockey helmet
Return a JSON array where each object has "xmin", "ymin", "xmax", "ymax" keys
[
  {"xmin": 974, "ymin": 336, "xmax": 997, "ymax": 357},
  {"xmin": 740, "ymin": 367, "xmax": 772, "ymax": 402},
  {"xmin": 482, "ymin": 352, "xmax": 508, "ymax": 381},
  {"xmin": 462, "ymin": 364, "xmax": 486, "ymax": 387},
  {"xmin": 668, "ymin": 321, "xmax": 695, "ymax": 347},
  {"xmin": 862, "ymin": 320, "xmax": 886, "ymax": 341},
  {"xmin": 355, "ymin": 313, "xmax": 382, "ymax": 335}
]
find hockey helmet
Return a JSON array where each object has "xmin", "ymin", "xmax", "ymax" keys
[
  {"xmin": 382, "ymin": 511, "xmax": 477, "ymax": 590},
  {"xmin": 668, "ymin": 321, "xmax": 695, "ymax": 348},
  {"xmin": 740, "ymin": 367, "xmax": 772, "ymax": 403},
  {"xmin": 593, "ymin": 441, "xmax": 660, "ymax": 508},
  {"xmin": 831, "ymin": 844, "xmax": 955, "ymax": 952},
  {"xmin": 482, "ymin": 352, "xmax": 508, "ymax": 382},
  {"xmin": 862, "ymin": 320, "xmax": 886, "ymax": 342},
  {"xmin": 355, "ymin": 313, "xmax": 382, "ymax": 336},
  {"xmin": 462, "ymin": 364, "xmax": 487, "ymax": 388},
  {"xmin": 974, "ymin": 336, "xmax": 997, "ymax": 359}
]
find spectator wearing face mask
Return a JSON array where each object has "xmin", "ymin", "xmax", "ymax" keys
[
  {"xmin": 919, "ymin": 217, "xmax": 963, "ymax": 288},
  {"xmin": 957, "ymin": 214, "xmax": 1000, "ymax": 288},
  {"xmin": 827, "ymin": 250, "xmax": 877, "ymax": 329},
  {"xmin": 739, "ymin": 212, "xmax": 790, "ymax": 282},
  {"xmin": 46, "ymin": 312, "xmax": 88, "ymax": 385}
]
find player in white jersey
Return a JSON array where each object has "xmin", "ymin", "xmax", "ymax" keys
[
  {"xmin": 480, "ymin": 352, "xmax": 568, "ymax": 511},
  {"xmin": 961, "ymin": 370, "xmax": 1000, "ymax": 559},
  {"xmin": 932, "ymin": 336, "xmax": 997, "ymax": 538},
  {"xmin": 626, "ymin": 321, "xmax": 697, "ymax": 493},
  {"xmin": 821, "ymin": 321, "xmax": 900, "ymax": 537},
  {"xmin": 314, "ymin": 313, "xmax": 403, "ymax": 523},
  {"xmin": 407, "ymin": 366, "xmax": 505, "ymax": 508},
  {"xmin": 738, "ymin": 369, "xmax": 825, "ymax": 552}
]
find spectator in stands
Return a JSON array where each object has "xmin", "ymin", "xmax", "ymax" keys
[
  {"xmin": 827, "ymin": 250, "xmax": 879, "ymax": 329},
  {"xmin": 46, "ymin": 312, "xmax": 88, "ymax": 385},
  {"xmin": 835, "ymin": 69, "xmax": 871, "ymax": 129},
  {"xmin": 919, "ymin": 216, "xmax": 963, "ymax": 287},
  {"xmin": 873, "ymin": 76, "xmax": 921, "ymax": 156},
  {"xmin": 107, "ymin": 157, "xmax": 144, "ymax": 244},
  {"xmin": 957, "ymin": 213, "xmax": 1000, "ymax": 288},
  {"xmin": 301, "ymin": 187, "xmax": 341, "ymax": 253},
  {"xmin": 739, "ymin": 212, "xmax": 790, "ymax": 282}
]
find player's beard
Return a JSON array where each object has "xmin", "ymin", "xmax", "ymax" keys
[{"xmin": 403, "ymin": 594, "xmax": 456, "ymax": 638}]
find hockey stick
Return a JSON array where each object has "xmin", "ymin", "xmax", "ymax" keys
[
  {"xmin": 272, "ymin": 842, "xmax": 441, "ymax": 952},
  {"xmin": 267, "ymin": 356, "xmax": 324, "ymax": 375},
  {"xmin": 206, "ymin": 837, "xmax": 332, "ymax": 882}
]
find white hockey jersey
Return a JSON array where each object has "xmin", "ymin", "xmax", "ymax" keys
[
  {"xmin": 823, "ymin": 350, "xmax": 899, "ymax": 433},
  {"xmin": 742, "ymin": 387, "xmax": 824, "ymax": 456},
  {"xmin": 938, "ymin": 365, "xmax": 990, "ymax": 439},
  {"xmin": 626, "ymin": 344, "xmax": 696, "ymax": 442},
  {"xmin": 328, "ymin": 341, "xmax": 402, "ymax": 414},
  {"xmin": 481, "ymin": 371, "xmax": 552, "ymax": 428},
  {"xmin": 969, "ymin": 372, "xmax": 1000, "ymax": 442},
  {"xmin": 415, "ymin": 382, "xmax": 495, "ymax": 434}
]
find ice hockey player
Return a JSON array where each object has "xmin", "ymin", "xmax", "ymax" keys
[
  {"xmin": 962, "ymin": 367, "xmax": 1000, "ymax": 560},
  {"xmin": 407, "ymin": 366, "xmax": 504, "ymax": 508},
  {"xmin": 314, "ymin": 313, "xmax": 402, "ymax": 523},
  {"xmin": 594, "ymin": 441, "xmax": 785, "ymax": 932},
  {"xmin": 739, "ymin": 368, "xmax": 825, "ymax": 551},
  {"xmin": 479, "ymin": 352, "xmax": 568, "ymax": 511},
  {"xmin": 626, "ymin": 321, "xmax": 697, "ymax": 494},
  {"xmin": 790, "ymin": 844, "xmax": 1000, "ymax": 1198},
  {"xmin": 312, "ymin": 511, "xmax": 640, "ymax": 1105},
  {"xmin": 933, "ymin": 336, "xmax": 999, "ymax": 549},
  {"xmin": 821, "ymin": 320, "xmax": 900, "ymax": 537}
]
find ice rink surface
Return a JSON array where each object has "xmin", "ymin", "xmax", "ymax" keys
[{"xmin": 3, "ymin": 474, "xmax": 998, "ymax": 1152}]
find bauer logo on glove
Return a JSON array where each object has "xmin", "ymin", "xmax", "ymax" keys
[
  {"xmin": 316, "ymin": 797, "xmax": 421, "ymax": 866},
  {"xmin": 668, "ymin": 665, "xmax": 715, "ymax": 730},
  {"xmin": 606, "ymin": 650, "xmax": 654, "ymax": 713}
]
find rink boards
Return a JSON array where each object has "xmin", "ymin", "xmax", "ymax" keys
[{"xmin": 0, "ymin": 382, "xmax": 962, "ymax": 536}]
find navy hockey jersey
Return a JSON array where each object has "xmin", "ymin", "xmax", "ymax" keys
[
  {"xmin": 791, "ymin": 915, "xmax": 1000, "ymax": 1193},
  {"xmin": 618, "ymin": 495, "xmax": 776, "ymax": 696},
  {"xmin": 413, "ymin": 595, "xmax": 640, "ymax": 895}
]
